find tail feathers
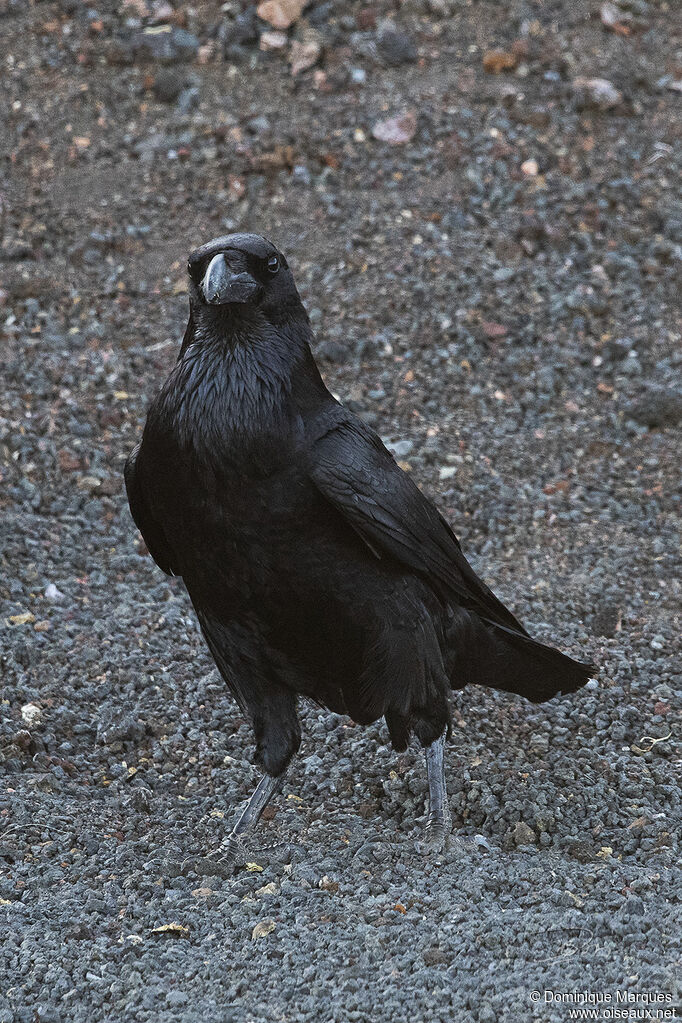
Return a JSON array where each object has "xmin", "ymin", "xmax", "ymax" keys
[{"xmin": 450, "ymin": 608, "xmax": 593, "ymax": 703}]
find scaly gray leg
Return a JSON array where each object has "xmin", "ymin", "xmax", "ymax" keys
[
  {"xmin": 218, "ymin": 771, "xmax": 285, "ymax": 864},
  {"xmin": 422, "ymin": 731, "xmax": 451, "ymax": 853},
  {"xmin": 191, "ymin": 771, "xmax": 285, "ymax": 877}
]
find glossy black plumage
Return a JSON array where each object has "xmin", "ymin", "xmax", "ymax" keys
[{"xmin": 125, "ymin": 233, "xmax": 592, "ymax": 780}]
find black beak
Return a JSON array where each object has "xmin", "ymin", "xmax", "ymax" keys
[{"xmin": 201, "ymin": 253, "xmax": 262, "ymax": 305}]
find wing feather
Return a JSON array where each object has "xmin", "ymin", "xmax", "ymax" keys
[
  {"xmin": 124, "ymin": 443, "xmax": 177, "ymax": 577},
  {"xmin": 309, "ymin": 417, "xmax": 529, "ymax": 636}
]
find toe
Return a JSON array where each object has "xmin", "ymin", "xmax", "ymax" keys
[{"xmin": 416, "ymin": 819, "xmax": 451, "ymax": 856}]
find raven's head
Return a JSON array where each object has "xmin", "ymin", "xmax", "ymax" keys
[{"xmin": 186, "ymin": 233, "xmax": 305, "ymax": 329}]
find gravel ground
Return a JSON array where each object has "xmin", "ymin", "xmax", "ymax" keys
[{"xmin": 1, "ymin": 0, "xmax": 681, "ymax": 1020}]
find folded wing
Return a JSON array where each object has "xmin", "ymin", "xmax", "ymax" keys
[
  {"xmin": 309, "ymin": 416, "xmax": 530, "ymax": 638},
  {"xmin": 124, "ymin": 443, "xmax": 178, "ymax": 577}
]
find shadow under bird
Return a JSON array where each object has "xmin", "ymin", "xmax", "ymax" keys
[{"xmin": 125, "ymin": 233, "xmax": 593, "ymax": 863}]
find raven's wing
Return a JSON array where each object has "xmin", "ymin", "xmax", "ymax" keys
[
  {"xmin": 308, "ymin": 417, "xmax": 529, "ymax": 636},
  {"xmin": 124, "ymin": 443, "xmax": 177, "ymax": 577}
]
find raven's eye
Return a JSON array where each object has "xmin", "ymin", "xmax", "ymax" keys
[{"xmin": 267, "ymin": 255, "xmax": 280, "ymax": 274}]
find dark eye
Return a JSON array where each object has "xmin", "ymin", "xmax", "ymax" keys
[{"xmin": 267, "ymin": 255, "xmax": 280, "ymax": 274}]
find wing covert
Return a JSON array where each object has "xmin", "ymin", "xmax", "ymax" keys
[
  {"xmin": 124, "ymin": 443, "xmax": 178, "ymax": 577},
  {"xmin": 309, "ymin": 418, "xmax": 529, "ymax": 635}
]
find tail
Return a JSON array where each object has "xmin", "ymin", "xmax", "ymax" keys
[{"xmin": 448, "ymin": 608, "xmax": 594, "ymax": 703}]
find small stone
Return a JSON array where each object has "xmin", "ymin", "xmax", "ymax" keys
[
  {"xmin": 152, "ymin": 67, "xmax": 185, "ymax": 102},
  {"xmin": 316, "ymin": 340, "xmax": 347, "ymax": 362},
  {"xmin": 376, "ymin": 25, "xmax": 417, "ymax": 66},
  {"xmin": 8, "ymin": 612, "xmax": 35, "ymax": 626},
  {"xmin": 223, "ymin": 9, "xmax": 259, "ymax": 51},
  {"xmin": 529, "ymin": 733, "xmax": 549, "ymax": 755},
  {"xmin": 289, "ymin": 30, "xmax": 323, "ymax": 76},
  {"xmin": 21, "ymin": 703, "xmax": 42, "ymax": 727},
  {"xmin": 13, "ymin": 729, "xmax": 32, "ymax": 750},
  {"xmin": 133, "ymin": 25, "xmax": 199, "ymax": 64},
  {"xmin": 601, "ymin": 1, "xmax": 632, "ymax": 32},
  {"xmin": 247, "ymin": 115, "xmax": 271, "ymax": 135},
  {"xmin": 566, "ymin": 838, "xmax": 596, "ymax": 863},
  {"xmin": 166, "ymin": 990, "xmax": 188, "ymax": 1007},
  {"xmin": 521, "ymin": 158, "xmax": 539, "ymax": 176},
  {"xmin": 513, "ymin": 821, "xmax": 536, "ymax": 846},
  {"xmin": 307, "ymin": 0, "xmax": 333, "ymax": 25},
  {"xmin": 44, "ymin": 583, "xmax": 65, "ymax": 603},
  {"xmin": 627, "ymin": 387, "xmax": 682, "ymax": 428},
  {"xmin": 494, "ymin": 267, "xmax": 515, "ymax": 282},
  {"xmin": 170, "ymin": 28, "xmax": 201, "ymax": 60},
  {"xmin": 257, "ymin": 0, "xmax": 306, "ymax": 30},
  {"xmin": 260, "ymin": 30, "xmax": 288, "ymax": 50},
  {"xmin": 387, "ymin": 439, "xmax": 414, "ymax": 458},
  {"xmin": 121, "ymin": 0, "xmax": 149, "ymax": 15},
  {"xmin": 292, "ymin": 164, "xmax": 311, "ymax": 185},
  {"xmin": 483, "ymin": 48, "xmax": 519, "ymax": 73},
  {"xmin": 176, "ymin": 86, "xmax": 200, "ymax": 113},
  {"xmin": 150, "ymin": 0, "xmax": 174, "ymax": 20},
  {"xmin": 251, "ymin": 918, "xmax": 276, "ymax": 939},
  {"xmin": 255, "ymin": 882, "xmax": 278, "ymax": 896},
  {"xmin": 591, "ymin": 600, "xmax": 621, "ymax": 638},
  {"xmin": 572, "ymin": 76, "xmax": 623, "ymax": 110},
  {"xmin": 423, "ymin": 947, "xmax": 448, "ymax": 966},
  {"xmin": 371, "ymin": 110, "xmax": 417, "ymax": 145}
]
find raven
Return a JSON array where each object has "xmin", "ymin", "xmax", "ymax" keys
[{"xmin": 125, "ymin": 233, "xmax": 593, "ymax": 860}]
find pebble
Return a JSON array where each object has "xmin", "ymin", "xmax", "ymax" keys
[
  {"xmin": 21, "ymin": 703, "xmax": 42, "ymax": 726},
  {"xmin": 133, "ymin": 26, "xmax": 200, "ymax": 64},
  {"xmin": 222, "ymin": 9, "xmax": 259, "ymax": 53},
  {"xmin": 386, "ymin": 438, "xmax": 414, "ymax": 458},
  {"xmin": 627, "ymin": 387, "xmax": 682, "ymax": 428},
  {"xmin": 572, "ymin": 76, "xmax": 623, "ymax": 110},
  {"xmin": 260, "ymin": 30, "xmax": 288, "ymax": 51},
  {"xmin": 176, "ymin": 86, "xmax": 200, "ymax": 114},
  {"xmin": 44, "ymin": 583, "xmax": 65, "ymax": 603},
  {"xmin": 591, "ymin": 600, "xmax": 621, "ymax": 638},
  {"xmin": 513, "ymin": 822, "xmax": 536, "ymax": 846},
  {"xmin": 376, "ymin": 25, "xmax": 417, "ymax": 66},
  {"xmin": 151, "ymin": 67, "xmax": 185, "ymax": 103}
]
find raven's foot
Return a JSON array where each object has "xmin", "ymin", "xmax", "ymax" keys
[
  {"xmin": 190, "ymin": 771, "xmax": 286, "ymax": 878},
  {"xmin": 217, "ymin": 831, "xmax": 247, "ymax": 866},
  {"xmin": 417, "ymin": 810, "xmax": 452, "ymax": 856},
  {"xmin": 188, "ymin": 833, "xmax": 246, "ymax": 879}
]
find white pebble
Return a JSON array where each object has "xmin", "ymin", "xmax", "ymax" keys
[
  {"xmin": 21, "ymin": 703, "xmax": 42, "ymax": 727},
  {"xmin": 45, "ymin": 582, "xmax": 65, "ymax": 603}
]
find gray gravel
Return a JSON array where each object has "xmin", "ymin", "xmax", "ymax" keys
[{"xmin": 1, "ymin": 0, "xmax": 680, "ymax": 1019}]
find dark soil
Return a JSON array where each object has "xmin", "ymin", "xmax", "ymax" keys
[{"xmin": 1, "ymin": 0, "xmax": 680, "ymax": 1020}]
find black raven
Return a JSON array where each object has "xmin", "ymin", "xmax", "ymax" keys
[{"xmin": 125, "ymin": 233, "xmax": 593, "ymax": 860}]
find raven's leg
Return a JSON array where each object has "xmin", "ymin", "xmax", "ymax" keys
[
  {"xmin": 217, "ymin": 770, "xmax": 286, "ymax": 865},
  {"xmin": 422, "ymin": 730, "xmax": 451, "ymax": 853},
  {"xmin": 212, "ymin": 689, "xmax": 300, "ymax": 868},
  {"xmin": 191, "ymin": 771, "xmax": 287, "ymax": 877}
]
